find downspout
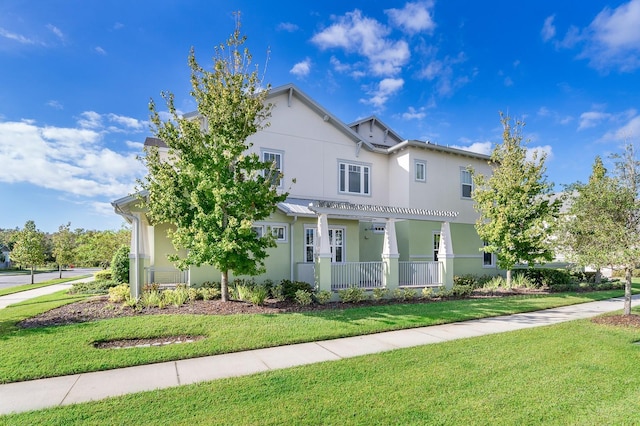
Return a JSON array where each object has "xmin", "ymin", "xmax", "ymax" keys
[
  {"xmin": 290, "ymin": 215, "xmax": 298, "ymax": 281},
  {"xmin": 113, "ymin": 204, "xmax": 140, "ymax": 299}
]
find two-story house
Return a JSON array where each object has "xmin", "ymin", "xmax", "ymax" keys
[{"xmin": 113, "ymin": 84, "xmax": 496, "ymax": 298}]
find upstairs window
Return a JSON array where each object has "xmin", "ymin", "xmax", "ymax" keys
[
  {"xmin": 461, "ymin": 168, "xmax": 473, "ymax": 199},
  {"xmin": 483, "ymin": 241, "xmax": 495, "ymax": 267},
  {"xmin": 262, "ymin": 149, "xmax": 283, "ymax": 187},
  {"xmin": 339, "ymin": 161, "xmax": 370, "ymax": 195},
  {"xmin": 415, "ymin": 160, "xmax": 426, "ymax": 182}
]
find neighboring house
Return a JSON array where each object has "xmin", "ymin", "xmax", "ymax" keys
[
  {"xmin": 113, "ymin": 84, "xmax": 497, "ymax": 298},
  {"xmin": 0, "ymin": 245, "xmax": 10, "ymax": 269}
]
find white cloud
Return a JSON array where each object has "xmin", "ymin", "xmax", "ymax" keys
[
  {"xmin": 47, "ymin": 100, "xmax": 63, "ymax": 110},
  {"xmin": 578, "ymin": 111, "xmax": 612, "ymax": 130},
  {"xmin": 95, "ymin": 46, "xmax": 107, "ymax": 55},
  {"xmin": 311, "ymin": 9, "xmax": 410, "ymax": 77},
  {"xmin": 538, "ymin": 107, "xmax": 550, "ymax": 117},
  {"xmin": 601, "ymin": 115, "xmax": 640, "ymax": 141},
  {"xmin": 107, "ymin": 113, "xmax": 145, "ymax": 131},
  {"xmin": 277, "ymin": 22, "xmax": 299, "ymax": 32},
  {"xmin": 361, "ymin": 78, "xmax": 404, "ymax": 108},
  {"xmin": 0, "ymin": 27, "xmax": 36, "ymax": 44},
  {"xmin": 46, "ymin": 24, "xmax": 64, "ymax": 41},
  {"xmin": 0, "ymin": 119, "xmax": 145, "ymax": 198},
  {"xmin": 402, "ymin": 106, "xmax": 426, "ymax": 120},
  {"xmin": 385, "ymin": 1, "xmax": 436, "ymax": 35},
  {"xmin": 78, "ymin": 111, "xmax": 103, "ymax": 129},
  {"xmin": 125, "ymin": 140, "xmax": 144, "ymax": 150},
  {"xmin": 113, "ymin": 22, "xmax": 124, "ymax": 30},
  {"xmin": 541, "ymin": 15, "xmax": 556, "ymax": 42},
  {"xmin": 450, "ymin": 141, "xmax": 493, "ymax": 156},
  {"xmin": 504, "ymin": 76, "xmax": 514, "ymax": 87},
  {"xmin": 553, "ymin": 0, "xmax": 640, "ymax": 72},
  {"xmin": 418, "ymin": 52, "xmax": 470, "ymax": 97},
  {"xmin": 290, "ymin": 58, "xmax": 311, "ymax": 78}
]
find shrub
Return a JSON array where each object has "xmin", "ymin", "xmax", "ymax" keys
[
  {"xmin": 141, "ymin": 289, "xmax": 162, "ymax": 308},
  {"xmin": 108, "ymin": 284, "xmax": 130, "ymax": 303},
  {"xmin": 483, "ymin": 276, "xmax": 506, "ymax": 290},
  {"xmin": 94, "ymin": 270, "xmax": 112, "ymax": 281},
  {"xmin": 518, "ymin": 268, "xmax": 572, "ymax": 289},
  {"xmin": 437, "ymin": 285, "xmax": 452, "ymax": 297},
  {"xmin": 70, "ymin": 279, "xmax": 118, "ymax": 295},
  {"xmin": 314, "ymin": 290, "xmax": 332, "ymax": 304},
  {"xmin": 511, "ymin": 273, "xmax": 535, "ymax": 289},
  {"xmin": 279, "ymin": 280, "xmax": 314, "ymax": 301},
  {"xmin": 187, "ymin": 288, "xmax": 200, "ymax": 302},
  {"xmin": 246, "ymin": 285, "xmax": 269, "ymax": 305},
  {"xmin": 271, "ymin": 284, "xmax": 285, "ymax": 301},
  {"xmin": 338, "ymin": 286, "xmax": 366, "ymax": 303},
  {"xmin": 372, "ymin": 287, "xmax": 389, "ymax": 301},
  {"xmin": 294, "ymin": 289, "xmax": 313, "ymax": 306},
  {"xmin": 198, "ymin": 287, "xmax": 221, "ymax": 300},
  {"xmin": 110, "ymin": 245, "xmax": 130, "ymax": 284},
  {"xmin": 421, "ymin": 287, "xmax": 434, "ymax": 299},
  {"xmin": 451, "ymin": 284, "xmax": 473, "ymax": 297},
  {"xmin": 392, "ymin": 288, "xmax": 417, "ymax": 301}
]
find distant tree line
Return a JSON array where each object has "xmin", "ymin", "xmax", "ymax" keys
[{"xmin": 1, "ymin": 222, "xmax": 130, "ymax": 283}]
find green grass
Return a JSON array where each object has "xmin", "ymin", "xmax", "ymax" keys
[
  {"xmin": 5, "ymin": 311, "xmax": 640, "ymax": 425},
  {"xmin": 0, "ymin": 288, "xmax": 628, "ymax": 384},
  {"xmin": 0, "ymin": 275, "xmax": 91, "ymax": 297}
]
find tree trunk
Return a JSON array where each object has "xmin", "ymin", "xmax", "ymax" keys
[
  {"xmin": 506, "ymin": 269, "xmax": 512, "ymax": 288},
  {"xmin": 30, "ymin": 266, "xmax": 35, "ymax": 284},
  {"xmin": 59, "ymin": 264, "xmax": 63, "ymax": 279},
  {"xmin": 221, "ymin": 269, "xmax": 229, "ymax": 302},
  {"xmin": 624, "ymin": 266, "xmax": 632, "ymax": 315},
  {"xmin": 594, "ymin": 268, "xmax": 601, "ymax": 284}
]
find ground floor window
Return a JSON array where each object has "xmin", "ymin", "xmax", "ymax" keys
[
  {"xmin": 433, "ymin": 232, "xmax": 440, "ymax": 261},
  {"xmin": 304, "ymin": 227, "xmax": 345, "ymax": 263},
  {"xmin": 483, "ymin": 241, "xmax": 495, "ymax": 267}
]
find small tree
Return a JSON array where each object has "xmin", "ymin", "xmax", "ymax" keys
[
  {"xmin": 11, "ymin": 220, "xmax": 46, "ymax": 284},
  {"xmin": 473, "ymin": 114, "xmax": 560, "ymax": 286},
  {"xmin": 110, "ymin": 245, "xmax": 130, "ymax": 283},
  {"xmin": 140, "ymin": 16, "xmax": 287, "ymax": 301},
  {"xmin": 52, "ymin": 223, "xmax": 76, "ymax": 278}
]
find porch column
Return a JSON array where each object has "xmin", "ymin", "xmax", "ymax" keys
[
  {"xmin": 438, "ymin": 221, "xmax": 454, "ymax": 289},
  {"xmin": 382, "ymin": 218, "xmax": 399, "ymax": 292},
  {"xmin": 315, "ymin": 213, "xmax": 332, "ymax": 293},
  {"xmin": 129, "ymin": 213, "xmax": 144, "ymax": 300}
]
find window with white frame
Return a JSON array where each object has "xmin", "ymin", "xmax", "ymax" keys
[
  {"xmin": 303, "ymin": 227, "xmax": 345, "ymax": 263},
  {"xmin": 262, "ymin": 149, "xmax": 283, "ymax": 187},
  {"xmin": 338, "ymin": 161, "xmax": 370, "ymax": 195},
  {"xmin": 252, "ymin": 225, "xmax": 264, "ymax": 238},
  {"xmin": 483, "ymin": 241, "xmax": 495, "ymax": 267},
  {"xmin": 461, "ymin": 168, "xmax": 473, "ymax": 198},
  {"xmin": 415, "ymin": 160, "xmax": 426, "ymax": 182},
  {"xmin": 269, "ymin": 225, "xmax": 287, "ymax": 242},
  {"xmin": 433, "ymin": 232, "xmax": 441, "ymax": 261}
]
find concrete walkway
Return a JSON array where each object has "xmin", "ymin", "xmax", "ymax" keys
[
  {"xmin": 0, "ymin": 276, "xmax": 94, "ymax": 309},
  {"xmin": 0, "ymin": 295, "xmax": 635, "ymax": 416}
]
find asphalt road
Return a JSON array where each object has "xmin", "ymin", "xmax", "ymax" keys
[{"xmin": 0, "ymin": 268, "xmax": 100, "ymax": 289}]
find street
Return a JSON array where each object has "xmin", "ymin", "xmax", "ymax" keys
[{"xmin": 0, "ymin": 268, "xmax": 100, "ymax": 289}]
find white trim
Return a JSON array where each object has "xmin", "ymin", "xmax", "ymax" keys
[
  {"xmin": 337, "ymin": 159, "xmax": 372, "ymax": 196},
  {"xmin": 261, "ymin": 148, "xmax": 284, "ymax": 188},
  {"xmin": 460, "ymin": 167, "xmax": 473, "ymax": 199},
  {"xmin": 414, "ymin": 160, "xmax": 427, "ymax": 182}
]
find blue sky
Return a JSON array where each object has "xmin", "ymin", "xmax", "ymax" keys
[{"xmin": 1, "ymin": 1, "xmax": 639, "ymax": 233}]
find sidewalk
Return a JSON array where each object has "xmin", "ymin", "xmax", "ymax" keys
[
  {"xmin": 0, "ymin": 295, "xmax": 634, "ymax": 416},
  {"xmin": 0, "ymin": 276, "xmax": 94, "ymax": 309}
]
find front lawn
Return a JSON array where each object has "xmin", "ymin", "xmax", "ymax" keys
[
  {"xmin": 0, "ymin": 287, "xmax": 630, "ymax": 383},
  {"xmin": 5, "ymin": 311, "xmax": 640, "ymax": 425}
]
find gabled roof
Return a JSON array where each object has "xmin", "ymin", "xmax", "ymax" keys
[
  {"xmin": 388, "ymin": 139, "xmax": 492, "ymax": 162},
  {"xmin": 349, "ymin": 115, "xmax": 404, "ymax": 148},
  {"xmin": 268, "ymin": 84, "xmax": 376, "ymax": 152}
]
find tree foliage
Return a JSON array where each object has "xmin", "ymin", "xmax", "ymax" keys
[
  {"xmin": 140, "ymin": 16, "xmax": 287, "ymax": 301},
  {"xmin": 75, "ymin": 228, "xmax": 130, "ymax": 268},
  {"xmin": 111, "ymin": 245, "xmax": 130, "ymax": 283},
  {"xmin": 473, "ymin": 114, "xmax": 560, "ymax": 285},
  {"xmin": 52, "ymin": 223, "xmax": 77, "ymax": 278},
  {"xmin": 11, "ymin": 220, "xmax": 46, "ymax": 284}
]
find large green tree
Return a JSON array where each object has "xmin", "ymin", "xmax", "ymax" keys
[
  {"xmin": 140, "ymin": 18, "xmax": 287, "ymax": 301},
  {"xmin": 11, "ymin": 220, "xmax": 46, "ymax": 284},
  {"xmin": 473, "ymin": 114, "xmax": 560, "ymax": 286},
  {"xmin": 75, "ymin": 228, "xmax": 130, "ymax": 268},
  {"xmin": 558, "ymin": 157, "xmax": 622, "ymax": 283},
  {"xmin": 609, "ymin": 144, "xmax": 640, "ymax": 315},
  {"xmin": 52, "ymin": 223, "xmax": 77, "ymax": 278}
]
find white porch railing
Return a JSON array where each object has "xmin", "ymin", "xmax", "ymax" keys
[
  {"xmin": 144, "ymin": 267, "xmax": 189, "ymax": 286},
  {"xmin": 399, "ymin": 261, "xmax": 442, "ymax": 287},
  {"xmin": 331, "ymin": 261, "xmax": 384, "ymax": 290}
]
